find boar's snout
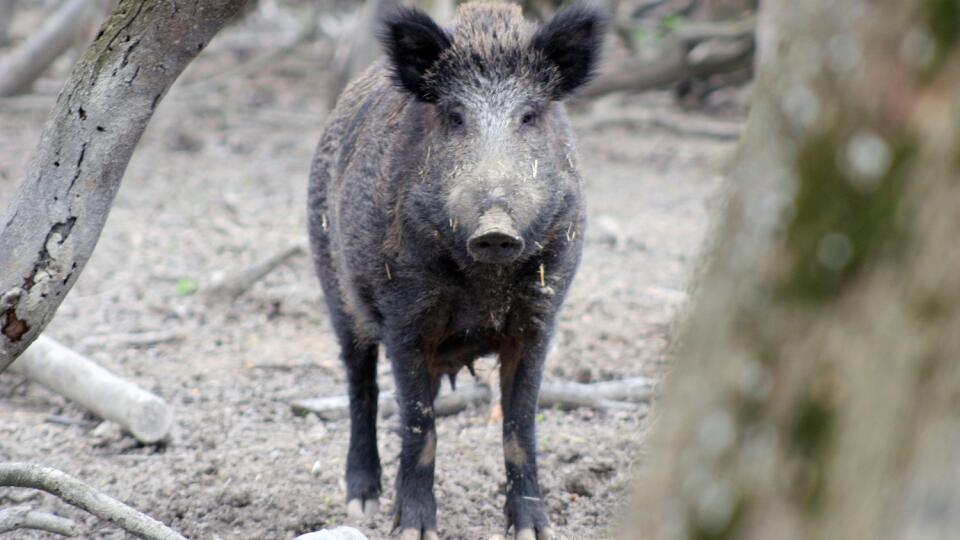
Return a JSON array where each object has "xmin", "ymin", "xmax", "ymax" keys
[{"xmin": 467, "ymin": 208, "xmax": 524, "ymax": 264}]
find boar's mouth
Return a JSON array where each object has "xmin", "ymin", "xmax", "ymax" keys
[{"xmin": 465, "ymin": 208, "xmax": 525, "ymax": 265}]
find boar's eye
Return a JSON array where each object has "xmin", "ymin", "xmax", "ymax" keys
[
  {"xmin": 447, "ymin": 111, "xmax": 464, "ymax": 128},
  {"xmin": 521, "ymin": 110, "xmax": 538, "ymax": 126}
]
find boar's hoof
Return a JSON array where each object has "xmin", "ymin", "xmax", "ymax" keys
[
  {"xmin": 399, "ymin": 528, "xmax": 439, "ymax": 540},
  {"xmin": 346, "ymin": 498, "xmax": 379, "ymax": 520}
]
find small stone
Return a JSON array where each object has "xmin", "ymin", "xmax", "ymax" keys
[
  {"xmin": 564, "ymin": 469, "xmax": 597, "ymax": 497},
  {"xmin": 91, "ymin": 421, "xmax": 123, "ymax": 441},
  {"xmin": 295, "ymin": 527, "xmax": 368, "ymax": 540},
  {"xmin": 589, "ymin": 214, "xmax": 625, "ymax": 248}
]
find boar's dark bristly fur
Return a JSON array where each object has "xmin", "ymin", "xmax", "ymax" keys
[{"xmin": 307, "ymin": 2, "xmax": 604, "ymax": 538}]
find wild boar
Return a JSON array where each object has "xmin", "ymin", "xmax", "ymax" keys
[{"xmin": 307, "ymin": 3, "xmax": 604, "ymax": 538}]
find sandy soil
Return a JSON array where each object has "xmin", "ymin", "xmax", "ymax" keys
[{"xmin": 0, "ymin": 10, "xmax": 738, "ymax": 540}]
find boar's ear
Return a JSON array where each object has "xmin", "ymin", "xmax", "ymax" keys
[
  {"xmin": 532, "ymin": 5, "xmax": 606, "ymax": 99},
  {"xmin": 380, "ymin": 7, "xmax": 452, "ymax": 102}
]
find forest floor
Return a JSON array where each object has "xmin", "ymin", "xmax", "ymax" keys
[{"xmin": 0, "ymin": 9, "xmax": 740, "ymax": 540}]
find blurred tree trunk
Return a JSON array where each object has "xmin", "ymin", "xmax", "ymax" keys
[
  {"xmin": 629, "ymin": 0, "xmax": 960, "ymax": 538},
  {"xmin": 0, "ymin": 0, "xmax": 18, "ymax": 46},
  {"xmin": 327, "ymin": 0, "xmax": 400, "ymax": 108},
  {"xmin": 0, "ymin": 0, "xmax": 246, "ymax": 373}
]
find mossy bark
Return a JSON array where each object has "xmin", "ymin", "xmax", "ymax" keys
[{"xmin": 628, "ymin": 0, "xmax": 960, "ymax": 538}]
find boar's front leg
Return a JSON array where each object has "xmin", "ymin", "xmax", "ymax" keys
[
  {"xmin": 499, "ymin": 325, "xmax": 554, "ymax": 540},
  {"xmin": 342, "ymin": 341, "xmax": 382, "ymax": 520},
  {"xmin": 387, "ymin": 332, "xmax": 440, "ymax": 540}
]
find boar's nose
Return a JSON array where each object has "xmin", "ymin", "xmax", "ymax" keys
[
  {"xmin": 466, "ymin": 208, "xmax": 525, "ymax": 264},
  {"xmin": 468, "ymin": 230, "xmax": 525, "ymax": 264}
]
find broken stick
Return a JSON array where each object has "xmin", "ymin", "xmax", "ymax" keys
[
  {"xmin": 0, "ymin": 504, "xmax": 79, "ymax": 536},
  {"xmin": 205, "ymin": 242, "xmax": 306, "ymax": 303},
  {"xmin": 0, "ymin": 463, "xmax": 185, "ymax": 540},
  {"xmin": 539, "ymin": 378, "xmax": 656, "ymax": 411},
  {"xmin": 10, "ymin": 336, "xmax": 172, "ymax": 444}
]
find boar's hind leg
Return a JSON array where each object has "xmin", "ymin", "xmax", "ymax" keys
[
  {"xmin": 499, "ymin": 332, "xmax": 554, "ymax": 540},
  {"xmin": 341, "ymin": 338, "xmax": 382, "ymax": 519},
  {"xmin": 387, "ymin": 336, "xmax": 440, "ymax": 539}
]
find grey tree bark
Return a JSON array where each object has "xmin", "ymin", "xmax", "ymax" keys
[
  {"xmin": 0, "ymin": 0, "xmax": 247, "ymax": 374},
  {"xmin": 628, "ymin": 0, "xmax": 960, "ymax": 538},
  {"xmin": 0, "ymin": 0, "xmax": 18, "ymax": 46}
]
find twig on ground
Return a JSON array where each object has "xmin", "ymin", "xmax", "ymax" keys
[
  {"xmin": 10, "ymin": 336, "xmax": 173, "ymax": 444},
  {"xmin": 0, "ymin": 463, "xmax": 185, "ymax": 540},
  {"xmin": 0, "ymin": 504, "xmax": 79, "ymax": 536},
  {"xmin": 204, "ymin": 242, "xmax": 306, "ymax": 303},
  {"xmin": 80, "ymin": 329, "xmax": 187, "ymax": 348},
  {"xmin": 43, "ymin": 414, "xmax": 98, "ymax": 428}
]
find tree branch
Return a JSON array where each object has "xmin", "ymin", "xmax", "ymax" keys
[
  {"xmin": 0, "ymin": 463, "xmax": 186, "ymax": 540},
  {"xmin": 0, "ymin": 0, "xmax": 248, "ymax": 374}
]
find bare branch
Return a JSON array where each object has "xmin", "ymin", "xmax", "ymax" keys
[
  {"xmin": 0, "ymin": 0, "xmax": 248, "ymax": 374},
  {"xmin": 0, "ymin": 462, "xmax": 186, "ymax": 540}
]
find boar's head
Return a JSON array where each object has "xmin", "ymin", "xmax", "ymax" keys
[{"xmin": 381, "ymin": 2, "xmax": 604, "ymax": 266}]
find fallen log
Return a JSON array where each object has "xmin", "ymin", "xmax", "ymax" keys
[
  {"xmin": 0, "ymin": 463, "xmax": 185, "ymax": 540},
  {"xmin": 0, "ymin": 504, "xmax": 79, "ymax": 537},
  {"xmin": 539, "ymin": 378, "xmax": 655, "ymax": 411},
  {"xmin": 10, "ymin": 335, "xmax": 172, "ymax": 444},
  {"xmin": 581, "ymin": 16, "xmax": 755, "ymax": 99},
  {"xmin": 292, "ymin": 383, "xmax": 492, "ymax": 420},
  {"xmin": 292, "ymin": 377, "xmax": 656, "ymax": 420}
]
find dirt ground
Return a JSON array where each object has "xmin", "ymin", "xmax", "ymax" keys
[{"xmin": 0, "ymin": 9, "xmax": 739, "ymax": 540}]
